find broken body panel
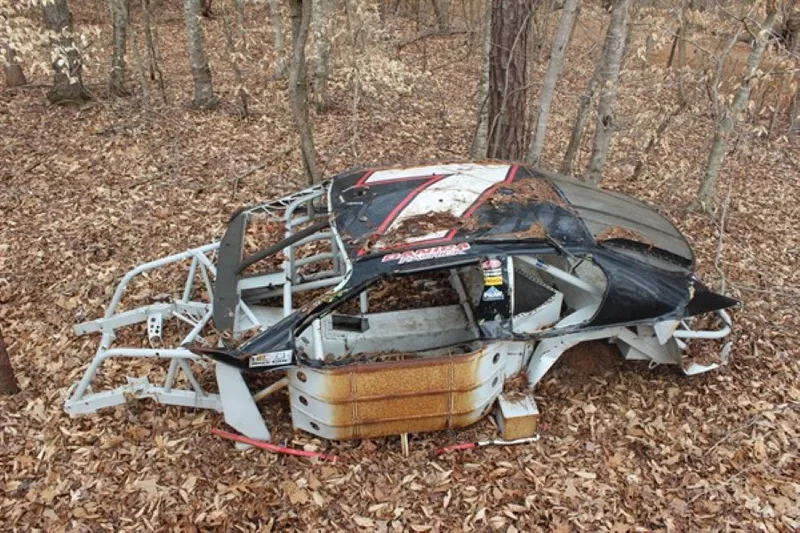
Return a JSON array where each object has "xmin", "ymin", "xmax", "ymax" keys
[{"xmin": 66, "ymin": 162, "xmax": 738, "ymax": 442}]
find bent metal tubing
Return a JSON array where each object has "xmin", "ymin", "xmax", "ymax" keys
[
  {"xmin": 68, "ymin": 348, "xmax": 206, "ymax": 403},
  {"xmin": 673, "ymin": 309, "xmax": 732, "ymax": 340},
  {"xmin": 105, "ymin": 242, "xmax": 220, "ymax": 318}
]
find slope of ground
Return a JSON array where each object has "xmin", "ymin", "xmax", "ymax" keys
[{"xmin": 1, "ymin": 2, "xmax": 798, "ymax": 531}]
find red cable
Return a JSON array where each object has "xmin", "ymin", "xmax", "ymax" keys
[
  {"xmin": 435, "ymin": 442, "xmax": 477, "ymax": 455},
  {"xmin": 212, "ymin": 428, "xmax": 340, "ymax": 462}
]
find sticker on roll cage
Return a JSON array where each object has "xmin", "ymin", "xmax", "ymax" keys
[
  {"xmin": 249, "ymin": 350, "xmax": 293, "ymax": 368},
  {"xmin": 482, "ymin": 286, "xmax": 505, "ymax": 301},
  {"xmin": 381, "ymin": 242, "xmax": 471, "ymax": 264}
]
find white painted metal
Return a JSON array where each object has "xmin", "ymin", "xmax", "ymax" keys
[
  {"xmin": 65, "ymin": 177, "xmax": 736, "ymax": 443},
  {"xmin": 364, "ymin": 162, "xmax": 510, "ymax": 184},
  {"xmin": 216, "ymin": 362, "xmax": 271, "ymax": 441},
  {"xmin": 65, "ymin": 185, "xmax": 342, "ymax": 441},
  {"xmin": 368, "ymin": 164, "xmax": 510, "ymax": 244},
  {"xmin": 512, "ymin": 292, "xmax": 563, "ymax": 333},
  {"xmin": 516, "ymin": 255, "xmax": 605, "ymax": 298},
  {"xmin": 526, "ymin": 327, "xmax": 623, "ymax": 386}
]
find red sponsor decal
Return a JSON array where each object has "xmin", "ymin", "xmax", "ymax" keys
[
  {"xmin": 382, "ymin": 243, "xmax": 471, "ymax": 264},
  {"xmin": 481, "ymin": 259, "xmax": 502, "ymax": 270}
]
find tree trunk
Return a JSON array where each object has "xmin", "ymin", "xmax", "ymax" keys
[
  {"xmin": 527, "ymin": 0, "xmax": 580, "ymax": 166},
  {"xmin": 487, "ymin": 0, "xmax": 533, "ymax": 161},
  {"xmin": 0, "ymin": 329, "xmax": 19, "ymax": 396},
  {"xmin": 312, "ymin": 0, "xmax": 335, "ymax": 110},
  {"xmin": 561, "ymin": 58, "xmax": 601, "ymax": 175},
  {"xmin": 3, "ymin": 47, "xmax": 27, "ymax": 88},
  {"xmin": 269, "ymin": 0, "xmax": 288, "ymax": 76},
  {"xmin": 470, "ymin": 0, "xmax": 492, "ymax": 159},
  {"xmin": 430, "ymin": 0, "xmax": 449, "ymax": 32},
  {"xmin": 691, "ymin": 5, "xmax": 778, "ymax": 210},
  {"xmin": 129, "ymin": 21, "xmax": 150, "ymax": 107},
  {"xmin": 676, "ymin": 0, "xmax": 687, "ymax": 104},
  {"xmin": 786, "ymin": 1, "xmax": 799, "ymax": 135},
  {"xmin": 289, "ymin": 0, "xmax": 322, "ymax": 184},
  {"xmin": 585, "ymin": 0, "xmax": 630, "ymax": 185},
  {"xmin": 142, "ymin": 0, "xmax": 167, "ymax": 102},
  {"xmin": 42, "ymin": 0, "xmax": 89, "ymax": 104},
  {"xmin": 235, "ymin": 0, "xmax": 247, "ymax": 51},
  {"xmin": 221, "ymin": 2, "xmax": 249, "ymax": 116},
  {"xmin": 109, "ymin": 0, "xmax": 130, "ymax": 96},
  {"xmin": 183, "ymin": 0, "xmax": 219, "ymax": 108}
]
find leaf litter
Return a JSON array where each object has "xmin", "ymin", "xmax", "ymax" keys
[{"xmin": 0, "ymin": 2, "xmax": 799, "ymax": 532}]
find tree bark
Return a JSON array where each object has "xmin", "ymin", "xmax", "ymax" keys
[
  {"xmin": 527, "ymin": 0, "xmax": 580, "ymax": 166},
  {"xmin": 585, "ymin": 0, "xmax": 630, "ymax": 185},
  {"xmin": 0, "ymin": 329, "xmax": 19, "ymax": 396},
  {"xmin": 129, "ymin": 21, "xmax": 149, "ymax": 107},
  {"xmin": 676, "ymin": 0, "xmax": 687, "ymax": 104},
  {"xmin": 487, "ymin": 0, "xmax": 533, "ymax": 161},
  {"xmin": 142, "ymin": 0, "xmax": 167, "ymax": 102},
  {"xmin": 221, "ymin": 2, "xmax": 249, "ymax": 116},
  {"xmin": 561, "ymin": 58, "xmax": 601, "ymax": 176},
  {"xmin": 42, "ymin": 0, "xmax": 89, "ymax": 104},
  {"xmin": 3, "ymin": 47, "xmax": 27, "ymax": 88},
  {"xmin": 312, "ymin": 0, "xmax": 335, "ymax": 110},
  {"xmin": 109, "ymin": 0, "xmax": 130, "ymax": 96},
  {"xmin": 430, "ymin": 0, "xmax": 449, "ymax": 32},
  {"xmin": 183, "ymin": 0, "xmax": 219, "ymax": 108},
  {"xmin": 289, "ymin": 0, "xmax": 322, "ymax": 184},
  {"xmin": 691, "ymin": 4, "xmax": 778, "ymax": 210},
  {"xmin": 269, "ymin": 0, "xmax": 288, "ymax": 76},
  {"xmin": 785, "ymin": 1, "xmax": 799, "ymax": 135},
  {"xmin": 470, "ymin": 0, "xmax": 492, "ymax": 159}
]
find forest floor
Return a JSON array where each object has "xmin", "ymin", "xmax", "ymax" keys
[{"xmin": 1, "ymin": 2, "xmax": 799, "ymax": 531}]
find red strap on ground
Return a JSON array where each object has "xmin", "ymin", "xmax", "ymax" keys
[
  {"xmin": 212, "ymin": 428, "xmax": 340, "ymax": 462},
  {"xmin": 435, "ymin": 442, "xmax": 477, "ymax": 455}
]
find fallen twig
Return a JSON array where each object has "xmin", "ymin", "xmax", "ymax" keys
[
  {"xmin": 705, "ymin": 402, "xmax": 798, "ymax": 456},
  {"xmin": 232, "ymin": 146, "xmax": 294, "ymax": 195}
]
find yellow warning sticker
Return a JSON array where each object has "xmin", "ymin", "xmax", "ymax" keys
[{"xmin": 484, "ymin": 276, "xmax": 504, "ymax": 286}]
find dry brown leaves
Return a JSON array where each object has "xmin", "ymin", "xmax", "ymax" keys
[
  {"xmin": 489, "ymin": 176, "xmax": 567, "ymax": 208},
  {"xmin": 1, "ymin": 2, "xmax": 799, "ymax": 532},
  {"xmin": 595, "ymin": 226, "xmax": 653, "ymax": 245}
]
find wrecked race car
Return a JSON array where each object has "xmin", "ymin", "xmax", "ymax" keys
[{"xmin": 66, "ymin": 162, "xmax": 738, "ymax": 443}]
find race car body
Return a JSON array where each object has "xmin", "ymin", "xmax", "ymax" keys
[{"xmin": 67, "ymin": 162, "xmax": 738, "ymax": 442}]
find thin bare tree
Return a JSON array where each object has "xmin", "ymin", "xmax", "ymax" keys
[
  {"xmin": 269, "ymin": 0, "xmax": 288, "ymax": 77},
  {"xmin": 42, "ymin": 0, "xmax": 89, "ymax": 104},
  {"xmin": 142, "ymin": 0, "xmax": 167, "ymax": 102},
  {"xmin": 784, "ymin": 0, "xmax": 799, "ymax": 135},
  {"xmin": 289, "ymin": 0, "xmax": 322, "ymax": 184},
  {"xmin": 470, "ymin": 0, "xmax": 491, "ymax": 159},
  {"xmin": 430, "ymin": 0, "xmax": 448, "ymax": 32},
  {"xmin": 109, "ymin": 0, "xmax": 130, "ymax": 96},
  {"xmin": 561, "ymin": 59, "xmax": 601, "ymax": 175},
  {"xmin": 691, "ymin": 2, "xmax": 778, "ymax": 210},
  {"xmin": 585, "ymin": 0, "xmax": 630, "ymax": 185},
  {"xmin": 3, "ymin": 46, "xmax": 27, "ymax": 88},
  {"xmin": 221, "ymin": 0, "xmax": 248, "ymax": 116},
  {"xmin": 183, "ymin": 0, "xmax": 219, "ymax": 108},
  {"xmin": 527, "ymin": 0, "xmax": 580, "ymax": 166},
  {"xmin": 487, "ymin": 0, "xmax": 533, "ymax": 160},
  {"xmin": 0, "ymin": 328, "xmax": 19, "ymax": 396},
  {"xmin": 312, "ymin": 0, "xmax": 335, "ymax": 110}
]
